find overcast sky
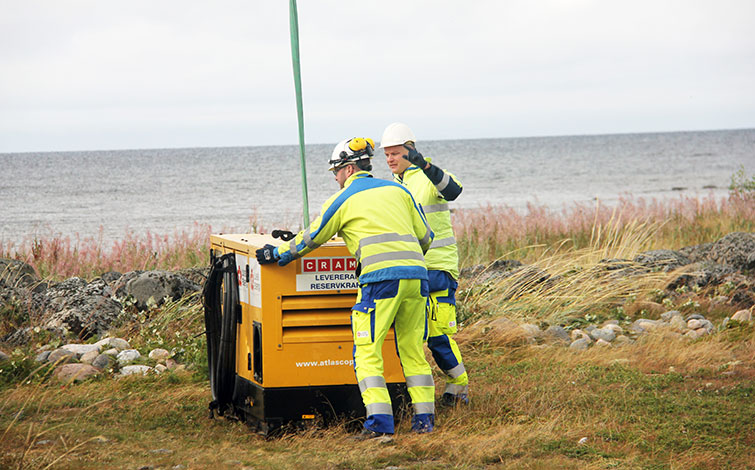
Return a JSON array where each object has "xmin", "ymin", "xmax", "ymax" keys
[{"xmin": 1, "ymin": 0, "xmax": 754, "ymax": 153}]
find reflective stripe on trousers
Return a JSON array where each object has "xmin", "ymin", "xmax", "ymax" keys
[{"xmin": 352, "ymin": 278, "xmax": 434, "ymax": 434}]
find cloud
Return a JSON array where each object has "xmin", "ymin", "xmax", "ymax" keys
[{"xmin": 1, "ymin": 0, "xmax": 754, "ymax": 152}]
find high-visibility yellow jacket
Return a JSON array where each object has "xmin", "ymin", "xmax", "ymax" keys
[
  {"xmin": 275, "ymin": 171, "xmax": 434, "ymax": 284},
  {"xmin": 395, "ymin": 158, "xmax": 461, "ymax": 280}
]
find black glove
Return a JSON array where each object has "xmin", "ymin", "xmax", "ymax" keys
[
  {"xmin": 403, "ymin": 143, "xmax": 428, "ymax": 168},
  {"xmin": 255, "ymin": 244, "xmax": 279, "ymax": 265},
  {"xmin": 272, "ymin": 229, "xmax": 295, "ymax": 241}
]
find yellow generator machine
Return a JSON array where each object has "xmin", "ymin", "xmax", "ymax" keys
[{"xmin": 203, "ymin": 233, "xmax": 409, "ymax": 434}]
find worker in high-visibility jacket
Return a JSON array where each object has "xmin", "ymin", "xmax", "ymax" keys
[
  {"xmin": 255, "ymin": 137, "xmax": 436, "ymax": 439},
  {"xmin": 380, "ymin": 122, "xmax": 469, "ymax": 406}
]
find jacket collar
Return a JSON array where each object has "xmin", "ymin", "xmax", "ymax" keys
[
  {"xmin": 344, "ymin": 170, "xmax": 372, "ymax": 189},
  {"xmin": 397, "ymin": 157, "xmax": 433, "ymax": 182}
]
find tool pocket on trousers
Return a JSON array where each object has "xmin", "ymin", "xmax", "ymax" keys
[
  {"xmin": 434, "ymin": 302, "xmax": 458, "ymax": 335},
  {"xmin": 352, "ymin": 309, "xmax": 375, "ymax": 345}
]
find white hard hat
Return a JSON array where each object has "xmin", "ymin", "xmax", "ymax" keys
[
  {"xmin": 328, "ymin": 137, "xmax": 374, "ymax": 171},
  {"xmin": 379, "ymin": 122, "xmax": 416, "ymax": 149}
]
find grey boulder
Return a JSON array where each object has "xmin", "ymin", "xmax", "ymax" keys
[{"xmin": 115, "ymin": 270, "xmax": 200, "ymax": 310}]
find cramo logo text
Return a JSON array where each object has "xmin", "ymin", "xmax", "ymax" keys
[{"xmin": 301, "ymin": 257, "xmax": 357, "ymax": 273}]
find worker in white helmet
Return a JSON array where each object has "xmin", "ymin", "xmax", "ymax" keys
[
  {"xmin": 256, "ymin": 137, "xmax": 436, "ymax": 439},
  {"xmin": 379, "ymin": 123, "xmax": 469, "ymax": 407}
]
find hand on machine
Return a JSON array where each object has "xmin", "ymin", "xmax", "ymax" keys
[
  {"xmin": 255, "ymin": 229, "xmax": 295, "ymax": 265},
  {"xmin": 255, "ymin": 244, "xmax": 279, "ymax": 265}
]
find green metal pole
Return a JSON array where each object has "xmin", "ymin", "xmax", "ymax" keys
[{"xmin": 289, "ymin": 0, "xmax": 310, "ymax": 226}]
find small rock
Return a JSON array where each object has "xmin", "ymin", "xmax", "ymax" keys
[
  {"xmin": 660, "ymin": 310, "xmax": 682, "ymax": 322},
  {"xmin": 577, "ymin": 437, "xmax": 588, "ymax": 445},
  {"xmin": 102, "ymin": 348, "xmax": 119, "ymax": 356},
  {"xmin": 35, "ymin": 351, "xmax": 51, "ymax": 362},
  {"xmin": 629, "ymin": 319, "xmax": 651, "ymax": 334},
  {"xmin": 93, "ymin": 337, "xmax": 112, "ymax": 349},
  {"xmin": 569, "ymin": 338, "xmax": 591, "ymax": 351},
  {"xmin": 595, "ymin": 338, "xmax": 611, "ymax": 347},
  {"xmin": 80, "ymin": 350, "xmax": 100, "ymax": 364},
  {"xmin": 590, "ymin": 327, "xmax": 616, "ymax": 342},
  {"xmin": 92, "ymin": 354, "xmax": 114, "ymax": 370},
  {"xmin": 166, "ymin": 358, "xmax": 179, "ymax": 370},
  {"xmin": 95, "ymin": 337, "xmax": 130, "ymax": 351},
  {"xmin": 117, "ymin": 349, "xmax": 141, "ymax": 365},
  {"xmin": 54, "ymin": 363, "xmax": 100, "ymax": 383},
  {"xmin": 731, "ymin": 310, "xmax": 752, "ymax": 322},
  {"xmin": 150, "ymin": 448, "xmax": 173, "ymax": 454},
  {"xmin": 148, "ymin": 348, "xmax": 171, "ymax": 362},
  {"xmin": 602, "ymin": 319, "xmax": 619, "ymax": 326},
  {"xmin": 109, "ymin": 338, "xmax": 131, "ymax": 351},
  {"xmin": 61, "ymin": 343, "xmax": 101, "ymax": 357},
  {"xmin": 695, "ymin": 327, "xmax": 710, "ymax": 336},
  {"xmin": 47, "ymin": 348, "xmax": 77, "ymax": 364},
  {"xmin": 613, "ymin": 335, "xmax": 633, "ymax": 346},
  {"xmin": 35, "ymin": 439, "xmax": 53, "ymax": 446},
  {"xmin": 669, "ymin": 315, "xmax": 687, "ymax": 331},
  {"xmin": 119, "ymin": 365, "xmax": 153, "ymax": 376},
  {"xmin": 686, "ymin": 313, "xmax": 706, "ymax": 321},
  {"xmin": 603, "ymin": 324, "xmax": 624, "ymax": 334},
  {"xmin": 155, "ymin": 364, "xmax": 167, "ymax": 374},
  {"xmin": 687, "ymin": 319, "xmax": 704, "ymax": 330},
  {"xmin": 699, "ymin": 319, "xmax": 714, "ymax": 332},
  {"xmin": 684, "ymin": 330, "xmax": 700, "ymax": 340},
  {"xmin": 544, "ymin": 325, "xmax": 570, "ymax": 343},
  {"xmin": 570, "ymin": 329, "xmax": 585, "ymax": 341},
  {"xmin": 519, "ymin": 323, "xmax": 542, "ymax": 342},
  {"xmin": 637, "ymin": 320, "xmax": 658, "ymax": 332}
]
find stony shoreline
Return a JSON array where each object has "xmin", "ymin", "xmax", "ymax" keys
[{"xmin": 0, "ymin": 232, "xmax": 753, "ymax": 381}]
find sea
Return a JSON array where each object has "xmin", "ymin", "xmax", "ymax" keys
[{"xmin": 1, "ymin": 128, "xmax": 753, "ymax": 245}]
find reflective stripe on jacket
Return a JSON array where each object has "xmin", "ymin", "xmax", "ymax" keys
[
  {"xmin": 276, "ymin": 171, "xmax": 434, "ymax": 284},
  {"xmin": 395, "ymin": 159, "xmax": 460, "ymax": 280}
]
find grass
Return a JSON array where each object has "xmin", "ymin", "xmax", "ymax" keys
[
  {"xmin": 0, "ymin": 330, "xmax": 752, "ymax": 469},
  {"xmin": 0, "ymin": 190, "xmax": 754, "ymax": 469}
]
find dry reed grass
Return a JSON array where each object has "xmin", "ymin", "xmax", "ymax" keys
[
  {"xmin": 454, "ymin": 192, "xmax": 754, "ymax": 267},
  {"xmin": 458, "ymin": 216, "xmax": 673, "ymax": 326},
  {"xmin": 0, "ymin": 192, "xmax": 751, "ymax": 282}
]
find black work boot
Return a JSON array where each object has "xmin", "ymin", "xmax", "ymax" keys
[
  {"xmin": 349, "ymin": 429, "xmax": 394, "ymax": 443},
  {"xmin": 440, "ymin": 392, "xmax": 469, "ymax": 408}
]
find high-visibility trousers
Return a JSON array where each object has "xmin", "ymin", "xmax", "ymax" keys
[
  {"xmin": 351, "ymin": 278, "xmax": 435, "ymax": 434},
  {"xmin": 426, "ymin": 270, "xmax": 468, "ymax": 397}
]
